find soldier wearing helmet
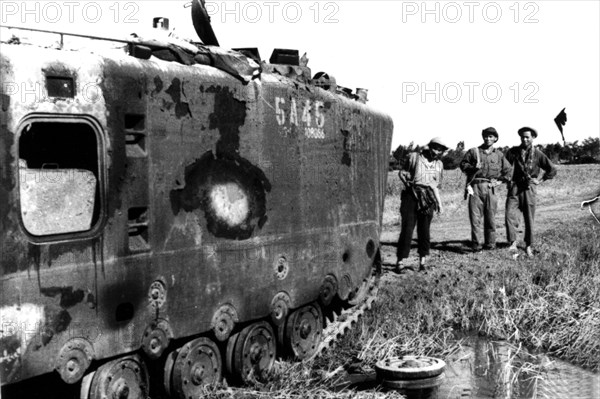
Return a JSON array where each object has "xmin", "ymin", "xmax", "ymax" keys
[
  {"xmin": 460, "ymin": 127, "xmax": 511, "ymax": 251},
  {"xmin": 396, "ymin": 137, "xmax": 448, "ymax": 272}
]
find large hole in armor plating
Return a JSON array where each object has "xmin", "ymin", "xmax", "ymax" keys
[
  {"xmin": 209, "ymin": 183, "xmax": 250, "ymax": 227},
  {"xmin": 170, "ymin": 151, "xmax": 271, "ymax": 240}
]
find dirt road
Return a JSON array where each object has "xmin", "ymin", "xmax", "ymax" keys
[{"xmin": 379, "ymin": 199, "xmax": 591, "ymax": 268}]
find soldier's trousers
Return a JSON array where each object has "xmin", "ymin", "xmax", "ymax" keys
[
  {"xmin": 397, "ymin": 190, "xmax": 434, "ymax": 260},
  {"xmin": 468, "ymin": 182, "xmax": 498, "ymax": 246},
  {"xmin": 505, "ymin": 184, "xmax": 537, "ymax": 246}
]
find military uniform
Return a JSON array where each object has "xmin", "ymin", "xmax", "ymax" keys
[
  {"xmin": 505, "ymin": 144, "xmax": 557, "ymax": 247},
  {"xmin": 460, "ymin": 146, "xmax": 511, "ymax": 249}
]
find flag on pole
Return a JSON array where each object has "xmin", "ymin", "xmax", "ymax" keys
[{"xmin": 554, "ymin": 108, "xmax": 567, "ymax": 145}]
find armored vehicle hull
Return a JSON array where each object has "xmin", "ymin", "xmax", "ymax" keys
[{"xmin": 1, "ymin": 36, "xmax": 392, "ymax": 398}]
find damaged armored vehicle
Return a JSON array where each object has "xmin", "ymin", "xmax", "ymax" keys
[{"xmin": 0, "ymin": 1, "xmax": 393, "ymax": 397}]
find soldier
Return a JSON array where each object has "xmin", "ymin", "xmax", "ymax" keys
[
  {"xmin": 396, "ymin": 137, "xmax": 448, "ymax": 272},
  {"xmin": 505, "ymin": 127, "xmax": 557, "ymax": 257},
  {"xmin": 460, "ymin": 127, "xmax": 511, "ymax": 251}
]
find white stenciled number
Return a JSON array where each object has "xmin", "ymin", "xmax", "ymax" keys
[
  {"xmin": 302, "ymin": 100, "xmax": 312, "ymax": 127},
  {"xmin": 275, "ymin": 97, "xmax": 286, "ymax": 125},
  {"xmin": 314, "ymin": 101, "xmax": 325, "ymax": 128},
  {"xmin": 290, "ymin": 98, "xmax": 299, "ymax": 125},
  {"xmin": 274, "ymin": 96, "xmax": 326, "ymax": 139},
  {"xmin": 306, "ymin": 127, "xmax": 324, "ymax": 139}
]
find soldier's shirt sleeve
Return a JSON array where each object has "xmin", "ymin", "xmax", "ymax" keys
[
  {"xmin": 460, "ymin": 148, "xmax": 476, "ymax": 173},
  {"xmin": 499, "ymin": 153, "xmax": 512, "ymax": 182},
  {"xmin": 402, "ymin": 156, "xmax": 411, "ymax": 171},
  {"xmin": 505, "ymin": 147, "xmax": 516, "ymax": 165},
  {"xmin": 538, "ymin": 150, "xmax": 558, "ymax": 180},
  {"xmin": 398, "ymin": 152, "xmax": 415, "ymax": 181},
  {"xmin": 438, "ymin": 160, "xmax": 444, "ymax": 190}
]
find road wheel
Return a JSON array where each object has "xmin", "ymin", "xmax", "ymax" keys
[
  {"xmin": 168, "ymin": 337, "xmax": 222, "ymax": 399},
  {"xmin": 81, "ymin": 354, "xmax": 148, "ymax": 399},
  {"xmin": 283, "ymin": 303, "xmax": 323, "ymax": 360},
  {"xmin": 226, "ymin": 321, "xmax": 276, "ymax": 384}
]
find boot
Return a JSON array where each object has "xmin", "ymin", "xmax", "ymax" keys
[
  {"xmin": 526, "ymin": 246, "xmax": 534, "ymax": 258},
  {"xmin": 394, "ymin": 260, "xmax": 403, "ymax": 274},
  {"xmin": 419, "ymin": 256, "xmax": 428, "ymax": 271}
]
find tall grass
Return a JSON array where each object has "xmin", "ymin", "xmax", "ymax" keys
[
  {"xmin": 200, "ymin": 165, "xmax": 600, "ymax": 397},
  {"xmin": 197, "ymin": 360, "xmax": 404, "ymax": 398},
  {"xmin": 328, "ymin": 217, "xmax": 600, "ymax": 374}
]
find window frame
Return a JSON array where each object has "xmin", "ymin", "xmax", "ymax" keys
[{"xmin": 16, "ymin": 113, "xmax": 107, "ymax": 243}]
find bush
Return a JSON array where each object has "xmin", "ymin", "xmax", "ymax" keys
[{"xmin": 566, "ymin": 156, "xmax": 600, "ymax": 165}]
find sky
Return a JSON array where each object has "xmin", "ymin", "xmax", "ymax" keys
[{"xmin": 1, "ymin": 0, "xmax": 599, "ymax": 150}]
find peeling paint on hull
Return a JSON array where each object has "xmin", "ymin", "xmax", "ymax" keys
[
  {"xmin": 0, "ymin": 304, "xmax": 45, "ymax": 383},
  {"xmin": 1, "ymin": 43, "xmax": 393, "ymax": 391}
]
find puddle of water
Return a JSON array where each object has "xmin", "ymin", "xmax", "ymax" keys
[{"xmin": 438, "ymin": 336, "xmax": 600, "ymax": 399}]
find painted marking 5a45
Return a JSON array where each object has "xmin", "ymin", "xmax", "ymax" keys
[{"xmin": 274, "ymin": 97, "xmax": 325, "ymax": 139}]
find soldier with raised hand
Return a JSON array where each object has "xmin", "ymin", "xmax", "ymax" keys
[
  {"xmin": 505, "ymin": 127, "xmax": 557, "ymax": 257},
  {"xmin": 460, "ymin": 127, "xmax": 511, "ymax": 251},
  {"xmin": 396, "ymin": 137, "xmax": 448, "ymax": 273}
]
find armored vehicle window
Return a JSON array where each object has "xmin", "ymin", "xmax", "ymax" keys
[{"xmin": 18, "ymin": 119, "xmax": 102, "ymax": 237}]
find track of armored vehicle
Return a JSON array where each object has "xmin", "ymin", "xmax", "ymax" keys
[{"xmin": 0, "ymin": 1, "xmax": 393, "ymax": 398}]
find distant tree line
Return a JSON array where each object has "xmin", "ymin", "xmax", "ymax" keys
[{"xmin": 390, "ymin": 137, "xmax": 600, "ymax": 170}]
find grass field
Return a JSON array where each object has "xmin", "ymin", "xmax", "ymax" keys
[
  {"xmin": 202, "ymin": 164, "xmax": 600, "ymax": 398},
  {"xmin": 378, "ymin": 164, "xmax": 600, "ymax": 364}
]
